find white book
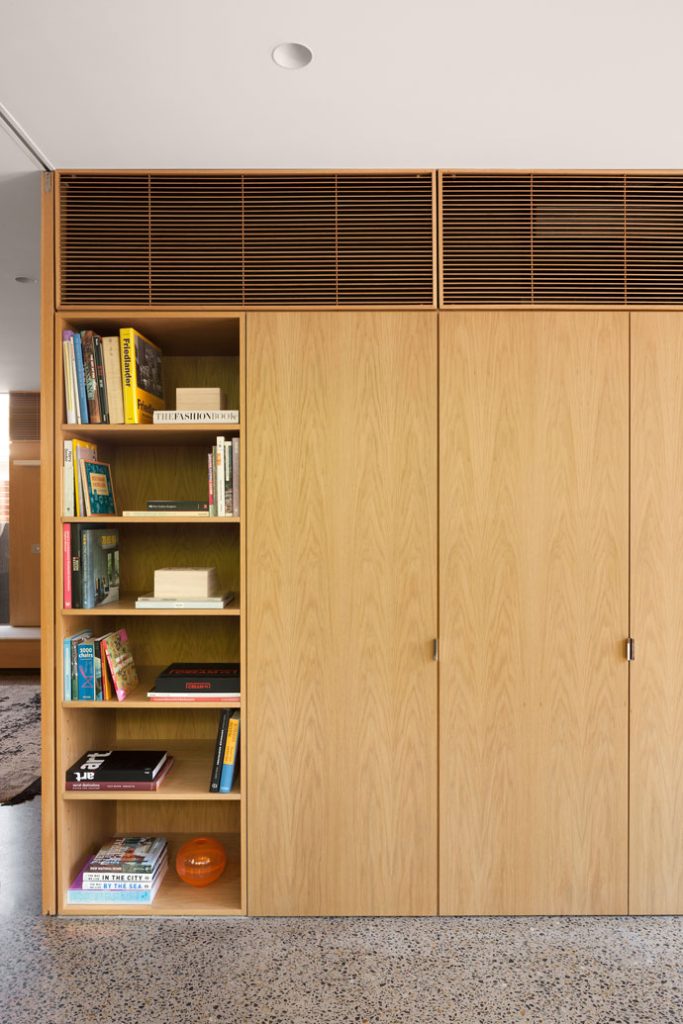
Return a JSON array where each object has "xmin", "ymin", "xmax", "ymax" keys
[
  {"xmin": 232, "ymin": 437, "xmax": 240, "ymax": 517},
  {"xmin": 102, "ymin": 336, "xmax": 125, "ymax": 424},
  {"xmin": 63, "ymin": 340, "xmax": 77, "ymax": 424},
  {"xmin": 68, "ymin": 337, "xmax": 82, "ymax": 424},
  {"xmin": 225, "ymin": 439, "xmax": 232, "ymax": 516},
  {"xmin": 152, "ymin": 410, "xmax": 239, "ymax": 424},
  {"xmin": 135, "ymin": 591, "xmax": 234, "ymax": 610},
  {"xmin": 216, "ymin": 436, "xmax": 226, "ymax": 518},
  {"xmin": 122, "ymin": 510, "xmax": 211, "ymax": 518},
  {"xmin": 63, "ymin": 441, "xmax": 74, "ymax": 516}
]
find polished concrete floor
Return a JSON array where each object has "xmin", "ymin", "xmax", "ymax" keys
[{"xmin": 1, "ymin": 800, "xmax": 683, "ymax": 1023}]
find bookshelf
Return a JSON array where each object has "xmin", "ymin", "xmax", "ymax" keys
[{"xmin": 51, "ymin": 311, "xmax": 246, "ymax": 916}]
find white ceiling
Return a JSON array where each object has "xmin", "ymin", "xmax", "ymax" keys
[
  {"xmin": 1, "ymin": 0, "xmax": 683, "ymax": 391},
  {"xmin": 1, "ymin": 0, "xmax": 682, "ymax": 170}
]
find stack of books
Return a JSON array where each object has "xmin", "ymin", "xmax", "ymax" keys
[
  {"xmin": 68, "ymin": 836, "xmax": 168, "ymax": 906},
  {"xmin": 65, "ymin": 749, "xmax": 173, "ymax": 791},
  {"xmin": 62, "ymin": 327, "xmax": 165, "ymax": 425},
  {"xmin": 147, "ymin": 662, "xmax": 240, "ymax": 702},
  {"xmin": 63, "ymin": 627, "xmax": 138, "ymax": 702}
]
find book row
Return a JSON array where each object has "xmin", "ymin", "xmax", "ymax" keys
[
  {"xmin": 63, "ymin": 328, "xmax": 164, "ymax": 425},
  {"xmin": 62, "ymin": 656, "xmax": 241, "ymax": 704}
]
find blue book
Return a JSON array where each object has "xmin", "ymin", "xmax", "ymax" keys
[
  {"xmin": 77, "ymin": 641, "xmax": 102, "ymax": 700},
  {"xmin": 219, "ymin": 710, "xmax": 240, "ymax": 793},
  {"xmin": 72, "ymin": 333, "xmax": 89, "ymax": 424},
  {"xmin": 63, "ymin": 635, "xmax": 71, "ymax": 700}
]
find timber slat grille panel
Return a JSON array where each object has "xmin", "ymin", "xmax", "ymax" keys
[
  {"xmin": 441, "ymin": 172, "xmax": 683, "ymax": 305},
  {"xmin": 59, "ymin": 172, "xmax": 435, "ymax": 306}
]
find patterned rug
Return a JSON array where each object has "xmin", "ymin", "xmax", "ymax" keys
[{"xmin": 0, "ymin": 681, "xmax": 41, "ymax": 805}]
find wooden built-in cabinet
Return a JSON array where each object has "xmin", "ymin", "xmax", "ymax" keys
[
  {"xmin": 246, "ymin": 312, "xmax": 438, "ymax": 915},
  {"xmin": 439, "ymin": 312, "xmax": 630, "ymax": 915}
]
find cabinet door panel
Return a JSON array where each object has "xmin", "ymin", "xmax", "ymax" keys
[
  {"xmin": 247, "ymin": 311, "xmax": 438, "ymax": 915},
  {"xmin": 631, "ymin": 312, "xmax": 683, "ymax": 913},
  {"xmin": 439, "ymin": 311, "xmax": 629, "ymax": 915}
]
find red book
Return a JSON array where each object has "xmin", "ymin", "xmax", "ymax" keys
[
  {"xmin": 65, "ymin": 755, "xmax": 174, "ymax": 791},
  {"xmin": 63, "ymin": 524, "xmax": 72, "ymax": 608}
]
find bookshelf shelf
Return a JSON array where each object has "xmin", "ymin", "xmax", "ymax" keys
[
  {"xmin": 63, "ymin": 517, "xmax": 241, "ymax": 525},
  {"xmin": 63, "ymin": 423, "xmax": 240, "ymax": 446},
  {"xmin": 63, "ymin": 741, "xmax": 241, "ymax": 801},
  {"xmin": 62, "ymin": 666, "xmax": 241, "ymax": 708},
  {"xmin": 61, "ymin": 833, "xmax": 242, "ymax": 917},
  {"xmin": 62, "ymin": 595, "xmax": 241, "ymax": 616}
]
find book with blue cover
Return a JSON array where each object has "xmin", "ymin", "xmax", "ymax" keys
[
  {"xmin": 219, "ymin": 710, "xmax": 241, "ymax": 793},
  {"xmin": 72, "ymin": 332, "xmax": 89, "ymax": 425},
  {"xmin": 79, "ymin": 459, "xmax": 116, "ymax": 516},
  {"xmin": 81, "ymin": 528, "xmax": 119, "ymax": 609},
  {"xmin": 68, "ymin": 855, "xmax": 167, "ymax": 904},
  {"xmin": 76, "ymin": 641, "xmax": 102, "ymax": 700}
]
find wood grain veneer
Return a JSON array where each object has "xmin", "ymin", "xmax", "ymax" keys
[
  {"xmin": 246, "ymin": 311, "xmax": 438, "ymax": 915},
  {"xmin": 439, "ymin": 310, "xmax": 629, "ymax": 915}
]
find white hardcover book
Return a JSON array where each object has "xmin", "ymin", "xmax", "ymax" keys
[
  {"xmin": 68, "ymin": 338, "xmax": 82, "ymax": 424},
  {"xmin": 63, "ymin": 341, "xmax": 76, "ymax": 424},
  {"xmin": 232, "ymin": 437, "xmax": 240, "ymax": 517},
  {"xmin": 216, "ymin": 436, "xmax": 226, "ymax": 518},
  {"xmin": 102, "ymin": 336, "xmax": 125, "ymax": 424},
  {"xmin": 63, "ymin": 441, "xmax": 75, "ymax": 516},
  {"xmin": 152, "ymin": 410, "xmax": 239, "ymax": 424},
  {"xmin": 121, "ymin": 510, "xmax": 210, "ymax": 518},
  {"xmin": 135, "ymin": 591, "xmax": 234, "ymax": 610},
  {"xmin": 225, "ymin": 440, "xmax": 232, "ymax": 516}
]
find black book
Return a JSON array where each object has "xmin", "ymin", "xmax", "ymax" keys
[
  {"xmin": 93, "ymin": 335, "xmax": 109, "ymax": 424},
  {"xmin": 66, "ymin": 750, "xmax": 168, "ymax": 784},
  {"xmin": 153, "ymin": 662, "xmax": 240, "ymax": 694},
  {"xmin": 70, "ymin": 523, "xmax": 84, "ymax": 609},
  {"xmin": 209, "ymin": 710, "xmax": 230, "ymax": 792}
]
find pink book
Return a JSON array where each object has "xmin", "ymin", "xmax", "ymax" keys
[
  {"xmin": 63, "ymin": 524, "xmax": 72, "ymax": 608},
  {"xmin": 208, "ymin": 450, "xmax": 214, "ymax": 513}
]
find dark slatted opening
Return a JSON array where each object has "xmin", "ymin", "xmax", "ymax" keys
[
  {"xmin": 150, "ymin": 175, "xmax": 243, "ymax": 304},
  {"xmin": 243, "ymin": 175, "xmax": 336, "ymax": 305},
  {"xmin": 532, "ymin": 175, "xmax": 625, "ymax": 303},
  {"xmin": 60, "ymin": 175, "xmax": 150, "ymax": 304},
  {"xmin": 59, "ymin": 172, "xmax": 436, "ymax": 308},
  {"xmin": 626, "ymin": 176, "xmax": 683, "ymax": 303},
  {"xmin": 441, "ymin": 174, "xmax": 532, "ymax": 304},
  {"xmin": 337, "ymin": 174, "xmax": 434, "ymax": 305}
]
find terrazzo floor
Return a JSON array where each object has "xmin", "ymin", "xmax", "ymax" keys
[{"xmin": 1, "ymin": 801, "xmax": 682, "ymax": 1024}]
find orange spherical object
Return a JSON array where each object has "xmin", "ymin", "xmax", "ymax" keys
[{"xmin": 175, "ymin": 836, "xmax": 227, "ymax": 887}]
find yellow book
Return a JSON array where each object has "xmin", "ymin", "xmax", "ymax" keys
[
  {"xmin": 119, "ymin": 328, "xmax": 165, "ymax": 424},
  {"xmin": 219, "ymin": 711, "xmax": 240, "ymax": 793},
  {"xmin": 71, "ymin": 438, "xmax": 98, "ymax": 517}
]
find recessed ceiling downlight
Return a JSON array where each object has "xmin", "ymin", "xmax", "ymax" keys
[{"xmin": 272, "ymin": 42, "xmax": 312, "ymax": 70}]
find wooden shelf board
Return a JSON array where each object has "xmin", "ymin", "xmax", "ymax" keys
[
  {"xmin": 62, "ymin": 594, "xmax": 240, "ymax": 617},
  {"xmin": 63, "ymin": 516, "xmax": 240, "ymax": 525},
  {"xmin": 63, "ymin": 740, "xmax": 241, "ymax": 801},
  {"xmin": 62, "ymin": 423, "xmax": 240, "ymax": 446},
  {"xmin": 62, "ymin": 833, "xmax": 242, "ymax": 916},
  {"xmin": 62, "ymin": 666, "xmax": 241, "ymax": 710}
]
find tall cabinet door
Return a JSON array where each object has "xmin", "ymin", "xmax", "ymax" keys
[
  {"xmin": 439, "ymin": 311, "xmax": 629, "ymax": 915},
  {"xmin": 631, "ymin": 312, "xmax": 683, "ymax": 913},
  {"xmin": 247, "ymin": 312, "xmax": 438, "ymax": 915}
]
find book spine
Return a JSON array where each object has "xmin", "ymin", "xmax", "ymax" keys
[
  {"xmin": 82, "ymin": 335, "xmax": 101, "ymax": 423},
  {"xmin": 63, "ymin": 636, "xmax": 71, "ymax": 701},
  {"xmin": 67, "ymin": 886, "xmax": 159, "ymax": 905},
  {"xmin": 102, "ymin": 337, "xmax": 125, "ymax": 423},
  {"xmin": 216, "ymin": 436, "xmax": 225, "ymax": 517},
  {"xmin": 210, "ymin": 709, "xmax": 230, "ymax": 792},
  {"xmin": 219, "ymin": 712, "xmax": 240, "ymax": 793},
  {"xmin": 83, "ymin": 870, "xmax": 160, "ymax": 884},
  {"xmin": 66, "ymin": 779, "xmax": 159, "ymax": 791},
  {"xmin": 62, "ymin": 337, "xmax": 77, "ymax": 424},
  {"xmin": 63, "ymin": 441, "xmax": 74, "ymax": 516},
  {"xmin": 147, "ymin": 501, "xmax": 210, "ymax": 511},
  {"xmin": 77, "ymin": 643, "xmax": 96, "ymax": 700},
  {"xmin": 73, "ymin": 334, "xmax": 89, "ymax": 424},
  {"xmin": 82, "ymin": 530, "xmax": 93, "ymax": 608},
  {"xmin": 70, "ymin": 524, "xmax": 82, "ymax": 609},
  {"xmin": 120, "ymin": 330, "xmax": 137, "ymax": 424},
  {"xmin": 232, "ymin": 438, "xmax": 240, "ymax": 516},
  {"xmin": 153, "ymin": 410, "xmax": 239, "ymax": 423},
  {"xmin": 94, "ymin": 336, "xmax": 109, "ymax": 423},
  {"xmin": 207, "ymin": 451, "xmax": 214, "ymax": 515},
  {"xmin": 63, "ymin": 525, "xmax": 72, "ymax": 609},
  {"xmin": 226, "ymin": 439, "xmax": 233, "ymax": 515},
  {"xmin": 93, "ymin": 639, "xmax": 103, "ymax": 700}
]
